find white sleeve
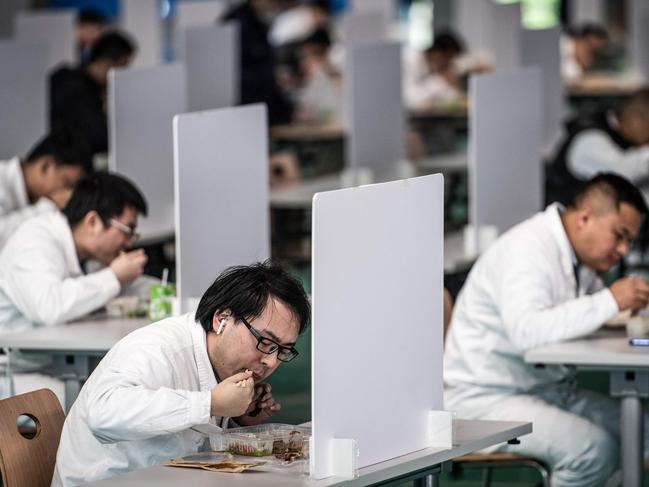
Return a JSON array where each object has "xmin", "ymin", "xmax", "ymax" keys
[
  {"xmin": 568, "ymin": 130, "xmax": 649, "ymax": 181},
  {"xmin": 4, "ymin": 243, "xmax": 120, "ymax": 326},
  {"xmin": 0, "ymin": 198, "xmax": 56, "ymax": 247},
  {"xmin": 86, "ymin": 342, "xmax": 212, "ymax": 443},
  {"xmin": 498, "ymin": 250, "xmax": 619, "ymax": 351}
]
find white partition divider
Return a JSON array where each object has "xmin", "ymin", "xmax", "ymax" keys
[
  {"xmin": 628, "ymin": 0, "xmax": 649, "ymax": 81},
  {"xmin": 468, "ymin": 68, "xmax": 543, "ymax": 251},
  {"xmin": 176, "ymin": 0, "xmax": 227, "ymax": 29},
  {"xmin": 344, "ymin": 41, "xmax": 404, "ymax": 183},
  {"xmin": 173, "ymin": 104, "xmax": 269, "ymax": 310},
  {"xmin": 174, "ymin": 0, "xmax": 227, "ymax": 59},
  {"xmin": 454, "ymin": 0, "xmax": 495, "ymax": 64},
  {"xmin": 521, "ymin": 27, "xmax": 564, "ymax": 151},
  {"xmin": 121, "ymin": 0, "xmax": 161, "ymax": 67},
  {"xmin": 491, "ymin": 2, "xmax": 521, "ymax": 70},
  {"xmin": 341, "ymin": 11, "xmax": 387, "ymax": 46},
  {"xmin": 350, "ymin": 0, "xmax": 396, "ymax": 21},
  {"xmin": 571, "ymin": 0, "xmax": 604, "ymax": 24},
  {"xmin": 108, "ymin": 64, "xmax": 187, "ymax": 242},
  {"xmin": 311, "ymin": 173, "xmax": 448, "ymax": 479},
  {"xmin": 14, "ymin": 10, "xmax": 75, "ymax": 71},
  {"xmin": 182, "ymin": 24, "xmax": 238, "ymax": 111},
  {"xmin": 0, "ymin": 41, "xmax": 47, "ymax": 157}
]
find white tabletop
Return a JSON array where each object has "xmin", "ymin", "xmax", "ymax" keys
[
  {"xmin": 525, "ymin": 330, "xmax": 649, "ymax": 369},
  {"xmin": 0, "ymin": 317, "xmax": 148, "ymax": 353},
  {"xmin": 82, "ymin": 419, "xmax": 531, "ymax": 486}
]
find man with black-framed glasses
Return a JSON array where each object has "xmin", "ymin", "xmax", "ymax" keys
[{"xmin": 52, "ymin": 260, "xmax": 311, "ymax": 487}]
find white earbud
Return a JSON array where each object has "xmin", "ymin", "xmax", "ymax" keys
[{"xmin": 216, "ymin": 319, "xmax": 226, "ymax": 335}]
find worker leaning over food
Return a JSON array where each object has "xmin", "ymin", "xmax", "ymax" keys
[{"xmin": 52, "ymin": 260, "xmax": 310, "ymax": 487}]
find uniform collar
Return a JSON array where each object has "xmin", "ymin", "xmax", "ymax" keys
[
  {"xmin": 8, "ymin": 157, "xmax": 30, "ymax": 208},
  {"xmin": 50, "ymin": 212, "xmax": 85, "ymax": 277},
  {"xmin": 544, "ymin": 202, "xmax": 579, "ymax": 277},
  {"xmin": 189, "ymin": 311, "xmax": 218, "ymax": 392}
]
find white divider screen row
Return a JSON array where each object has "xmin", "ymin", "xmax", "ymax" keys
[
  {"xmin": 0, "ymin": 41, "xmax": 47, "ymax": 158},
  {"xmin": 469, "ymin": 68, "xmax": 543, "ymax": 246},
  {"xmin": 173, "ymin": 104, "xmax": 269, "ymax": 309},
  {"xmin": 311, "ymin": 174, "xmax": 444, "ymax": 478},
  {"xmin": 108, "ymin": 63, "xmax": 187, "ymax": 242},
  {"xmin": 14, "ymin": 9, "xmax": 75, "ymax": 71},
  {"xmin": 344, "ymin": 41, "xmax": 404, "ymax": 183}
]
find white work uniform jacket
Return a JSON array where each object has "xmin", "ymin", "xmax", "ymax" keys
[
  {"xmin": 0, "ymin": 157, "xmax": 57, "ymax": 249},
  {"xmin": 52, "ymin": 313, "xmax": 219, "ymax": 487},
  {"xmin": 402, "ymin": 47, "xmax": 461, "ymax": 110},
  {"xmin": 0, "ymin": 211, "xmax": 120, "ymax": 336},
  {"xmin": 444, "ymin": 204, "xmax": 619, "ymax": 406}
]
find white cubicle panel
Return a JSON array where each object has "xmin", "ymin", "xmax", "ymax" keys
[
  {"xmin": 469, "ymin": 68, "xmax": 543, "ymax": 242},
  {"xmin": 571, "ymin": 0, "xmax": 604, "ymax": 24},
  {"xmin": 108, "ymin": 64, "xmax": 187, "ymax": 242},
  {"xmin": 628, "ymin": 0, "xmax": 649, "ymax": 81},
  {"xmin": 350, "ymin": 0, "xmax": 396, "ymax": 21},
  {"xmin": 453, "ymin": 0, "xmax": 495, "ymax": 63},
  {"xmin": 173, "ymin": 105, "xmax": 269, "ymax": 306},
  {"xmin": 174, "ymin": 0, "xmax": 227, "ymax": 59},
  {"xmin": 121, "ymin": 0, "xmax": 161, "ymax": 67},
  {"xmin": 521, "ymin": 27, "xmax": 564, "ymax": 150},
  {"xmin": 344, "ymin": 41, "xmax": 403, "ymax": 183},
  {"xmin": 14, "ymin": 10, "xmax": 75, "ymax": 71},
  {"xmin": 311, "ymin": 173, "xmax": 444, "ymax": 479},
  {"xmin": 340, "ymin": 11, "xmax": 387, "ymax": 46},
  {"xmin": 491, "ymin": 2, "xmax": 521, "ymax": 70},
  {"xmin": 176, "ymin": 0, "xmax": 227, "ymax": 29},
  {"xmin": 0, "ymin": 41, "xmax": 47, "ymax": 157},
  {"xmin": 181, "ymin": 24, "xmax": 238, "ymax": 111}
]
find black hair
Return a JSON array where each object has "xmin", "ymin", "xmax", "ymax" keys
[
  {"xmin": 578, "ymin": 23, "xmax": 608, "ymax": 40},
  {"xmin": 25, "ymin": 126, "xmax": 93, "ymax": 173},
  {"xmin": 63, "ymin": 171, "xmax": 147, "ymax": 228},
  {"xmin": 302, "ymin": 27, "xmax": 331, "ymax": 49},
  {"xmin": 618, "ymin": 87, "xmax": 649, "ymax": 118},
  {"xmin": 77, "ymin": 8, "xmax": 107, "ymax": 25},
  {"xmin": 196, "ymin": 260, "xmax": 311, "ymax": 335},
  {"xmin": 88, "ymin": 30, "xmax": 136, "ymax": 64},
  {"xmin": 571, "ymin": 172, "xmax": 648, "ymax": 216},
  {"xmin": 428, "ymin": 31, "xmax": 465, "ymax": 56}
]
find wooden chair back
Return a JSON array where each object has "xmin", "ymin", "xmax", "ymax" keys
[{"xmin": 0, "ymin": 389, "xmax": 65, "ymax": 487}]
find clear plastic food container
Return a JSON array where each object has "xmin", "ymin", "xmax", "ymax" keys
[{"xmin": 219, "ymin": 423, "xmax": 311, "ymax": 460}]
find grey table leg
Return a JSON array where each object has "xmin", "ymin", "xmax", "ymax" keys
[
  {"xmin": 62, "ymin": 375, "xmax": 81, "ymax": 413},
  {"xmin": 621, "ymin": 396, "xmax": 643, "ymax": 487},
  {"xmin": 52, "ymin": 354, "xmax": 92, "ymax": 413},
  {"xmin": 611, "ymin": 370, "xmax": 649, "ymax": 487}
]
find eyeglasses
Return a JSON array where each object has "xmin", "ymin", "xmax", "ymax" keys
[
  {"xmin": 239, "ymin": 316, "xmax": 299, "ymax": 363},
  {"xmin": 109, "ymin": 218, "xmax": 140, "ymax": 242}
]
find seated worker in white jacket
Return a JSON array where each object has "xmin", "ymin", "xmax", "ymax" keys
[
  {"xmin": 445, "ymin": 173, "xmax": 649, "ymax": 487},
  {"xmin": 0, "ymin": 171, "xmax": 148, "ymax": 401},
  {"xmin": 52, "ymin": 261, "xmax": 310, "ymax": 487},
  {"xmin": 0, "ymin": 126, "xmax": 90, "ymax": 249},
  {"xmin": 402, "ymin": 31, "xmax": 465, "ymax": 111},
  {"xmin": 546, "ymin": 88, "xmax": 649, "ymax": 206}
]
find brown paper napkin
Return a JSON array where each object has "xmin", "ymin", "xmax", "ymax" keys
[{"xmin": 164, "ymin": 454, "xmax": 266, "ymax": 473}]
